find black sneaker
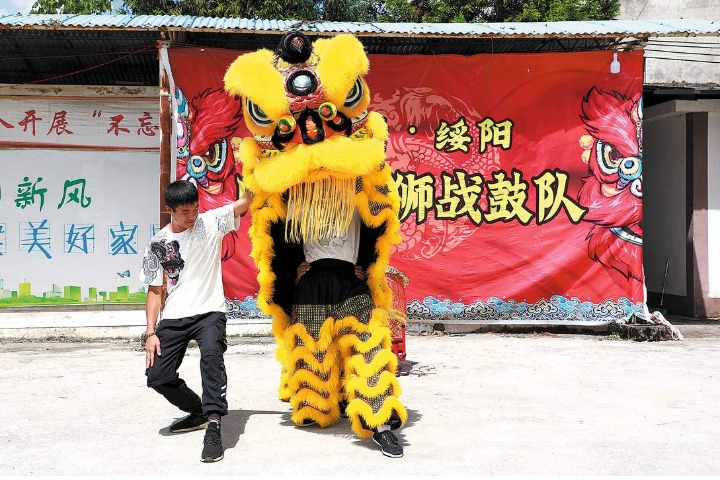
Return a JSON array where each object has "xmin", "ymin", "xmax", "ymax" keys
[
  {"xmin": 372, "ymin": 430, "xmax": 404, "ymax": 458},
  {"xmin": 297, "ymin": 418, "xmax": 317, "ymax": 427},
  {"xmin": 169, "ymin": 412, "xmax": 209, "ymax": 433},
  {"xmin": 201, "ymin": 422, "xmax": 224, "ymax": 463}
]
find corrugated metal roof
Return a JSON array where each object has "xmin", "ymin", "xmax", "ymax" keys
[
  {"xmin": 1, "ymin": 14, "xmax": 717, "ymax": 87},
  {"xmin": 0, "ymin": 14, "xmax": 718, "ymax": 38}
]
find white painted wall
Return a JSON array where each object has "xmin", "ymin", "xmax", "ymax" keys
[
  {"xmin": 621, "ymin": 0, "xmax": 720, "ymax": 20},
  {"xmin": 709, "ymin": 112, "xmax": 720, "ymax": 297},
  {"xmin": 0, "ymin": 84, "xmax": 160, "ymax": 309},
  {"xmin": 643, "ymin": 110, "xmax": 687, "ymax": 296},
  {"xmin": 620, "ymin": 0, "xmax": 720, "ymax": 86}
]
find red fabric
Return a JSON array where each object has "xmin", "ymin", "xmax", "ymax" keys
[{"xmin": 168, "ymin": 47, "xmax": 644, "ymax": 310}]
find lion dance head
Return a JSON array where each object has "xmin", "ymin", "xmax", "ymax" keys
[{"xmin": 577, "ymin": 86, "xmax": 643, "ymax": 282}]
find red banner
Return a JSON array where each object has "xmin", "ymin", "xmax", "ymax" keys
[{"xmin": 168, "ymin": 46, "xmax": 645, "ymax": 323}]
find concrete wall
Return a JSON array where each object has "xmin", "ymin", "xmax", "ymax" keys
[
  {"xmin": 620, "ymin": 0, "xmax": 720, "ymax": 86},
  {"xmin": 644, "ymin": 99, "xmax": 720, "ymax": 316},
  {"xmin": 621, "ymin": 0, "xmax": 720, "ymax": 20},
  {"xmin": 709, "ymin": 112, "xmax": 720, "ymax": 297},
  {"xmin": 643, "ymin": 110, "xmax": 687, "ymax": 296}
]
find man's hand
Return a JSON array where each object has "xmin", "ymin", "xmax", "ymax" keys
[
  {"xmin": 355, "ymin": 265, "xmax": 367, "ymax": 281},
  {"xmin": 145, "ymin": 334, "xmax": 161, "ymax": 368},
  {"xmin": 296, "ymin": 262, "xmax": 311, "ymax": 285},
  {"xmin": 233, "ymin": 189, "xmax": 254, "ymax": 218}
]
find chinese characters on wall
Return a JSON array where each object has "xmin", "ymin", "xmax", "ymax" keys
[
  {"xmin": 395, "ymin": 116, "xmax": 587, "ymax": 226},
  {"xmin": 1, "ymin": 173, "xmax": 156, "ymax": 259},
  {"xmin": 1, "ymin": 109, "xmax": 158, "ymax": 139},
  {"xmin": 0, "ymin": 99, "xmax": 159, "ymax": 149}
]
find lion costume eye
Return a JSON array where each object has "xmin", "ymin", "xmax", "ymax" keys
[
  {"xmin": 596, "ymin": 140, "xmax": 622, "ymax": 175},
  {"xmin": 343, "ymin": 77, "xmax": 363, "ymax": 108},
  {"xmin": 246, "ymin": 99, "xmax": 273, "ymax": 127}
]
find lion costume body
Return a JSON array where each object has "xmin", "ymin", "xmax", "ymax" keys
[{"xmin": 224, "ymin": 31, "xmax": 407, "ymax": 438}]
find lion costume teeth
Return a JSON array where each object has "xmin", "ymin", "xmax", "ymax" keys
[{"xmin": 224, "ymin": 31, "xmax": 406, "ymax": 437}]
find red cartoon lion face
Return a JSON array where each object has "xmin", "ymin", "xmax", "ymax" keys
[
  {"xmin": 175, "ymin": 87, "xmax": 244, "ymax": 210},
  {"xmin": 577, "ymin": 86, "xmax": 643, "ymax": 282}
]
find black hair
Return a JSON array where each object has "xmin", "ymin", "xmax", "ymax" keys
[{"xmin": 164, "ymin": 180, "xmax": 198, "ymax": 210}]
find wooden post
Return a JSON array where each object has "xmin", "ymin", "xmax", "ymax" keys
[{"xmin": 158, "ymin": 40, "xmax": 172, "ymax": 228}]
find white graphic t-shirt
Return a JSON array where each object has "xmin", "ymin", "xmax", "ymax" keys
[
  {"xmin": 138, "ymin": 204, "xmax": 239, "ymax": 321},
  {"xmin": 303, "ymin": 210, "xmax": 360, "ymax": 264}
]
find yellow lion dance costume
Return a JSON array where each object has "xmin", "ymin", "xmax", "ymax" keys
[{"xmin": 224, "ymin": 31, "xmax": 407, "ymax": 444}]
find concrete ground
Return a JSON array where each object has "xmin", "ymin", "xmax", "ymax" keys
[{"xmin": 1, "ymin": 324, "xmax": 719, "ymax": 476}]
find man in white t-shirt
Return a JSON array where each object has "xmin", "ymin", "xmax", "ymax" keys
[{"xmin": 138, "ymin": 180, "xmax": 252, "ymax": 463}]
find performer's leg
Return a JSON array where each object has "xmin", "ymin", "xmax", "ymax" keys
[
  {"xmin": 191, "ymin": 312, "xmax": 229, "ymax": 417},
  {"xmin": 191, "ymin": 312, "xmax": 229, "ymax": 463},
  {"xmin": 146, "ymin": 317, "xmax": 202, "ymax": 414},
  {"xmin": 337, "ymin": 300, "xmax": 408, "ymax": 439},
  {"xmin": 283, "ymin": 305, "xmax": 342, "ymax": 427}
]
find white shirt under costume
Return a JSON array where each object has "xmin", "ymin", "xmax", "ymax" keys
[
  {"xmin": 138, "ymin": 204, "xmax": 240, "ymax": 321},
  {"xmin": 303, "ymin": 210, "xmax": 361, "ymax": 264}
]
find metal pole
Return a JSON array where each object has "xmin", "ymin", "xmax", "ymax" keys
[
  {"xmin": 158, "ymin": 40, "xmax": 172, "ymax": 228},
  {"xmin": 660, "ymin": 257, "xmax": 670, "ymax": 308}
]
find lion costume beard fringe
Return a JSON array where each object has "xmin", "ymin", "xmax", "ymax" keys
[
  {"xmin": 224, "ymin": 31, "xmax": 407, "ymax": 437},
  {"xmin": 285, "ymin": 178, "xmax": 356, "ymax": 244}
]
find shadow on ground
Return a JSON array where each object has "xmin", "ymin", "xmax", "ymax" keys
[{"xmin": 159, "ymin": 409, "xmax": 286, "ymax": 449}]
